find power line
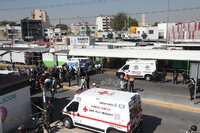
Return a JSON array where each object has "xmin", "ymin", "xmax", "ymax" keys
[
  {"xmin": 0, "ymin": 0, "xmax": 127, "ymax": 11},
  {"xmin": 49, "ymin": 6, "xmax": 200, "ymax": 21}
]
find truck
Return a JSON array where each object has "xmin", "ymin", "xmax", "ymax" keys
[
  {"xmin": 116, "ymin": 59, "xmax": 157, "ymax": 81},
  {"xmin": 61, "ymin": 88, "xmax": 143, "ymax": 133}
]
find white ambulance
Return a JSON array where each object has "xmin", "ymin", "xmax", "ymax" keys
[
  {"xmin": 116, "ymin": 59, "xmax": 157, "ymax": 81},
  {"xmin": 61, "ymin": 88, "xmax": 143, "ymax": 133}
]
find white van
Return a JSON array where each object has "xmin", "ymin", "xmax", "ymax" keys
[
  {"xmin": 116, "ymin": 59, "xmax": 157, "ymax": 81},
  {"xmin": 61, "ymin": 88, "xmax": 143, "ymax": 133}
]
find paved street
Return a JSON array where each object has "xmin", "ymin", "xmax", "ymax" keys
[{"xmin": 30, "ymin": 70, "xmax": 200, "ymax": 133}]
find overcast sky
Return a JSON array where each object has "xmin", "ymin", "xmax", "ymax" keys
[{"xmin": 0, "ymin": 0, "xmax": 200, "ymax": 26}]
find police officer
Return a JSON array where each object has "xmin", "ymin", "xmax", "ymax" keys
[
  {"xmin": 173, "ymin": 71, "xmax": 178, "ymax": 84},
  {"xmin": 182, "ymin": 71, "xmax": 187, "ymax": 84},
  {"xmin": 188, "ymin": 79, "xmax": 195, "ymax": 100},
  {"xmin": 129, "ymin": 76, "xmax": 135, "ymax": 92},
  {"xmin": 85, "ymin": 74, "xmax": 90, "ymax": 89},
  {"xmin": 124, "ymin": 74, "xmax": 129, "ymax": 91}
]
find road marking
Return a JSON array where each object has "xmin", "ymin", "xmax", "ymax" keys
[
  {"xmin": 63, "ymin": 86, "xmax": 200, "ymax": 113},
  {"xmin": 63, "ymin": 86, "xmax": 78, "ymax": 90},
  {"xmin": 104, "ymin": 71, "xmax": 183, "ymax": 79},
  {"xmin": 142, "ymin": 99, "xmax": 200, "ymax": 113}
]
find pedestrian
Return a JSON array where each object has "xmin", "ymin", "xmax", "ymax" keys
[
  {"xmin": 92, "ymin": 83, "xmax": 97, "ymax": 88},
  {"xmin": 66, "ymin": 70, "xmax": 71, "ymax": 87},
  {"xmin": 76, "ymin": 67, "xmax": 80, "ymax": 86},
  {"xmin": 46, "ymin": 100, "xmax": 53, "ymax": 124},
  {"xmin": 80, "ymin": 76, "xmax": 86, "ymax": 89},
  {"xmin": 11, "ymin": 63, "xmax": 15, "ymax": 71},
  {"xmin": 85, "ymin": 74, "xmax": 90, "ymax": 89},
  {"xmin": 152, "ymin": 70, "xmax": 157, "ymax": 83},
  {"xmin": 161, "ymin": 71, "xmax": 166, "ymax": 83},
  {"xmin": 95, "ymin": 63, "xmax": 98, "ymax": 74},
  {"xmin": 120, "ymin": 79, "xmax": 125, "ymax": 91},
  {"xmin": 129, "ymin": 76, "xmax": 135, "ymax": 92},
  {"xmin": 61, "ymin": 66, "xmax": 66, "ymax": 82},
  {"xmin": 124, "ymin": 74, "xmax": 129, "ymax": 91},
  {"xmin": 173, "ymin": 71, "xmax": 178, "ymax": 84},
  {"xmin": 98, "ymin": 62, "xmax": 101, "ymax": 73},
  {"xmin": 182, "ymin": 71, "xmax": 187, "ymax": 84},
  {"xmin": 188, "ymin": 79, "xmax": 195, "ymax": 100}
]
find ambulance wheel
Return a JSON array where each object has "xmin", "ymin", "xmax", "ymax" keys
[
  {"xmin": 145, "ymin": 75, "xmax": 151, "ymax": 81},
  {"xmin": 107, "ymin": 128, "xmax": 119, "ymax": 133},
  {"xmin": 63, "ymin": 117, "xmax": 73, "ymax": 129}
]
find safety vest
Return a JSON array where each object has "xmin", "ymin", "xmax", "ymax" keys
[
  {"xmin": 129, "ymin": 78, "xmax": 135, "ymax": 82},
  {"xmin": 124, "ymin": 75, "xmax": 129, "ymax": 80}
]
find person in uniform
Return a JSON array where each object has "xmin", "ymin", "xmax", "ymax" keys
[
  {"xmin": 129, "ymin": 76, "xmax": 135, "ymax": 92},
  {"xmin": 124, "ymin": 74, "xmax": 129, "ymax": 91},
  {"xmin": 173, "ymin": 71, "xmax": 178, "ymax": 84}
]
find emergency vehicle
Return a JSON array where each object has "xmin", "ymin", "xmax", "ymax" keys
[
  {"xmin": 61, "ymin": 58, "xmax": 93, "ymax": 74},
  {"xmin": 61, "ymin": 88, "xmax": 143, "ymax": 133},
  {"xmin": 116, "ymin": 59, "xmax": 157, "ymax": 81}
]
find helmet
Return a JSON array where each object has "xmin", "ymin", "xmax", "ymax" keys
[
  {"xmin": 44, "ymin": 78, "xmax": 51, "ymax": 84},
  {"xmin": 93, "ymin": 83, "xmax": 96, "ymax": 86},
  {"xmin": 191, "ymin": 125, "xmax": 197, "ymax": 131}
]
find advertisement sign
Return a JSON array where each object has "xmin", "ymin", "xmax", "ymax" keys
[
  {"xmin": 130, "ymin": 27, "xmax": 137, "ymax": 34},
  {"xmin": 69, "ymin": 37, "xmax": 95, "ymax": 45}
]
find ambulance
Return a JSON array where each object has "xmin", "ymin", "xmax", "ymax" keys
[
  {"xmin": 116, "ymin": 59, "xmax": 157, "ymax": 81},
  {"xmin": 61, "ymin": 88, "xmax": 143, "ymax": 133}
]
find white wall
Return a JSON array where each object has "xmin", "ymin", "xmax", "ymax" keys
[{"xmin": 1, "ymin": 86, "xmax": 31, "ymax": 133}]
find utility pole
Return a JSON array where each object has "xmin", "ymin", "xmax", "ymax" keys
[
  {"xmin": 194, "ymin": 64, "xmax": 199, "ymax": 104},
  {"xmin": 166, "ymin": 0, "xmax": 170, "ymax": 45}
]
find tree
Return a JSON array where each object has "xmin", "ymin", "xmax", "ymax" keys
[
  {"xmin": 0, "ymin": 21, "xmax": 19, "ymax": 26},
  {"xmin": 128, "ymin": 17, "xmax": 138, "ymax": 27},
  {"xmin": 55, "ymin": 24, "xmax": 68, "ymax": 30},
  {"xmin": 110, "ymin": 12, "xmax": 127, "ymax": 31},
  {"xmin": 110, "ymin": 12, "xmax": 138, "ymax": 31}
]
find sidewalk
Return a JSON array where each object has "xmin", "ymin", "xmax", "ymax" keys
[{"xmin": 62, "ymin": 74, "xmax": 200, "ymax": 113}]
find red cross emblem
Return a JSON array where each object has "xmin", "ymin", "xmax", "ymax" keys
[
  {"xmin": 83, "ymin": 107, "xmax": 88, "ymax": 112},
  {"xmin": 72, "ymin": 112, "xmax": 76, "ymax": 117},
  {"xmin": 98, "ymin": 91, "xmax": 109, "ymax": 95}
]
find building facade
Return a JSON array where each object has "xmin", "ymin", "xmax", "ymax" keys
[
  {"xmin": 168, "ymin": 20, "xmax": 200, "ymax": 41},
  {"xmin": 96, "ymin": 15, "xmax": 112, "ymax": 31},
  {"xmin": 79, "ymin": 25, "xmax": 98, "ymax": 36},
  {"xmin": 44, "ymin": 27, "xmax": 62, "ymax": 42},
  {"xmin": 30, "ymin": 9, "xmax": 50, "ymax": 28},
  {"xmin": 21, "ymin": 18, "xmax": 44, "ymax": 42}
]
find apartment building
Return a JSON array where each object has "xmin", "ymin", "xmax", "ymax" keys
[
  {"xmin": 96, "ymin": 15, "xmax": 112, "ymax": 31},
  {"xmin": 31, "ymin": 9, "xmax": 50, "ymax": 28}
]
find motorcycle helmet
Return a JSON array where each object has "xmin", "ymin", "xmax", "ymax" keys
[{"xmin": 191, "ymin": 125, "xmax": 197, "ymax": 131}]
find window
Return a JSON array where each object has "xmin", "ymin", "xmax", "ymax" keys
[
  {"xmin": 130, "ymin": 102, "xmax": 141, "ymax": 119},
  {"xmin": 92, "ymin": 27, "xmax": 96, "ymax": 29},
  {"xmin": 149, "ymin": 30, "xmax": 154, "ymax": 34},
  {"xmin": 67, "ymin": 102, "xmax": 79, "ymax": 112},
  {"xmin": 122, "ymin": 65, "xmax": 129, "ymax": 71},
  {"xmin": 81, "ymin": 27, "xmax": 85, "ymax": 30}
]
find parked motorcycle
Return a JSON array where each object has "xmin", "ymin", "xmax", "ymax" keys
[{"xmin": 17, "ymin": 117, "xmax": 44, "ymax": 133}]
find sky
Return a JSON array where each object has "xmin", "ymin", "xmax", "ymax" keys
[{"xmin": 0, "ymin": 0, "xmax": 200, "ymax": 26}]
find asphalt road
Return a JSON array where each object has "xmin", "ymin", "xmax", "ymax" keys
[{"xmin": 30, "ymin": 71, "xmax": 200, "ymax": 133}]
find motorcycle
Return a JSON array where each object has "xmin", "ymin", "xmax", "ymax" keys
[
  {"xmin": 17, "ymin": 117, "xmax": 44, "ymax": 133},
  {"xmin": 186, "ymin": 125, "xmax": 197, "ymax": 133}
]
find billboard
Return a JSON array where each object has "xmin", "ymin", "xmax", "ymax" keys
[{"xmin": 69, "ymin": 37, "xmax": 95, "ymax": 45}]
